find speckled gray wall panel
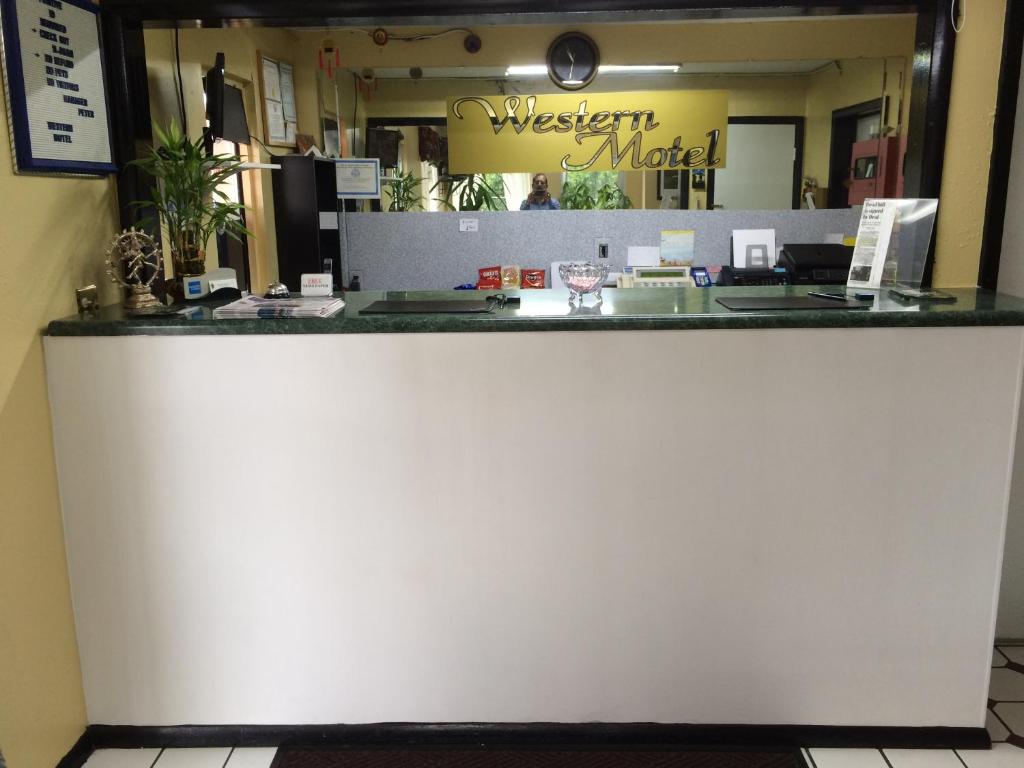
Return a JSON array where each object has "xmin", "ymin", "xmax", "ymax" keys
[{"xmin": 341, "ymin": 209, "xmax": 862, "ymax": 290}]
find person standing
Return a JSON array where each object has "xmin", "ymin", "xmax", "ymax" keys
[{"xmin": 520, "ymin": 173, "xmax": 560, "ymax": 210}]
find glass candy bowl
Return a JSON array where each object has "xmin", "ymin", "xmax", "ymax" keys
[{"xmin": 559, "ymin": 261, "xmax": 611, "ymax": 304}]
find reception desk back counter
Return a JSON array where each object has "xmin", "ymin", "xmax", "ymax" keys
[{"xmin": 332, "ymin": 209, "xmax": 862, "ymax": 291}]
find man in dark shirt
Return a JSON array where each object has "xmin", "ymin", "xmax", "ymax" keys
[{"xmin": 520, "ymin": 173, "xmax": 560, "ymax": 210}]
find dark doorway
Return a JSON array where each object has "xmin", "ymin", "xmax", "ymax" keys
[{"xmin": 828, "ymin": 98, "xmax": 883, "ymax": 209}]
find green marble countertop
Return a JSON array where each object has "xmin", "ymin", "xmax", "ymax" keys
[{"xmin": 46, "ymin": 286, "xmax": 1024, "ymax": 336}]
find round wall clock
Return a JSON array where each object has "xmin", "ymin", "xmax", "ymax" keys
[{"xmin": 547, "ymin": 32, "xmax": 600, "ymax": 91}]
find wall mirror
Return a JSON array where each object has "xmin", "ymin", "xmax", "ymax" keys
[
  {"xmin": 137, "ymin": 11, "xmax": 921, "ymax": 214},
  {"xmin": 298, "ymin": 16, "xmax": 914, "ymax": 212}
]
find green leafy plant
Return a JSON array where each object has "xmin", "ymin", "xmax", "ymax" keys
[
  {"xmin": 385, "ymin": 169, "xmax": 425, "ymax": 211},
  {"xmin": 129, "ymin": 120, "xmax": 251, "ymax": 277},
  {"xmin": 596, "ymin": 180, "xmax": 633, "ymax": 209},
  {"xmin": 559, "ymin": 179, "xmax": 597, "ymax": 210},
  {"xmin": 561, "ymin": 171, "xmax": 633, "ymax": 210},
  {"xmin": 432, "ymin": 173, "xmax": 507, "ymax": 211}
]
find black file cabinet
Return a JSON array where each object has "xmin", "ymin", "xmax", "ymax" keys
[{"xmin": 271, "ymin": 155, "xmax": 341, "ymax": 292}]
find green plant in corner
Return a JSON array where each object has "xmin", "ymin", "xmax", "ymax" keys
[
  {"xmin": 385, "ymin": 169, "xmax": 425, "ymax": 211},
  {"xmin": 128, "ymin": 120, "xmax": 252, "ymax": 279},
  {"xmin": 561, "ymin": 171, "xmax": 632, "ymax": 210},
  {"xmin": 431, "ymin": 173, "xmax": 507, "ymax": 211},
  {"xmin": 559, "ymin": 177, "xmax": 597, "ymax": 210},
  {"xmin": 596, "ymin": 180, "xmax": 633, "ymax": 210}
]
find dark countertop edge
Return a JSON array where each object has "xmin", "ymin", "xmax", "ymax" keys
[{"xmin": 45, "ymin": 311, "xmax": 1024, "ymax": 337}]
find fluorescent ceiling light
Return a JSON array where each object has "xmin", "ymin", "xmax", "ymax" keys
[
  {"xmin": 506, "ymin": 65, "xmax": 549, "ymax": 76},
  {"xmin": 505, "ymin": 64, "xmax": 680, "ymax": 77},
  {"xmin": 600, "ymin": 64, "xmax": 679, "ymax": 73}
]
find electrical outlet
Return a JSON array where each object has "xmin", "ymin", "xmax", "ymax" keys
[{"xmin": 595, "ymin": 237, "xmax": 610, "ymax": 259}]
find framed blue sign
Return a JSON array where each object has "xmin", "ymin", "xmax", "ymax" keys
[{"xmin": 0, "ymin": 0, "xmax": 116, "ymax": 174}]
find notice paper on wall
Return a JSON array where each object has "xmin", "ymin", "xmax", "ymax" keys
[
  {"xmin": 660, "ymin": 230, "xmax": 695, "ymax": 266},
  {"xmin": 847, "ymin": 199, "xmax": 898, "ymax": 289},
  {"xmin": 259, "ymin": 53, "xmax": 297, "ymax": 146}
]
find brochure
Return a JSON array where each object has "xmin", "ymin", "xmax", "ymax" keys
[
  {"xmin": 847, "ymin": 199, "xmax": 899, "ymax": 289},
  {"xmin": 212, "ymin": 296, "xmax": 345, "ymax": 319}
]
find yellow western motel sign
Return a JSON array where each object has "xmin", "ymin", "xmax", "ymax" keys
[{"xmin": 446, "ymin": 90, "xmax": 729, "ymax": 174}]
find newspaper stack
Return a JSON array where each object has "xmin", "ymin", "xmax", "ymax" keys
[{"xmin": 212, "ymin": 296, "xmax": 345, "ymax": 319}]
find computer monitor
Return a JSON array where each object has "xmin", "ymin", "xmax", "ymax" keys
[
  {"xmin": 221, "ymin": 84, "xmax": 250, "ymax": 145},
  {"xmin": 204, "ymin": 52, "xmax": 226, "ymax": 141}
]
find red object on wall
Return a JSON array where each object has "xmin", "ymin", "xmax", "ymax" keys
[
  {"xmin": 318, "ymin": 46, "xmax": 341, "ymax": 79},
  {"xmin": 848, "ymin": 136, "xmax": 902, "ymax": 205}
]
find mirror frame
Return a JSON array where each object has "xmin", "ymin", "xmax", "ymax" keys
[{"xmin": 98, "ymin": 0, "xmax": 955, "ymax": 285}]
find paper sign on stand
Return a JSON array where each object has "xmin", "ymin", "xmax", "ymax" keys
[
  {"xmin": 847, "ymin": 199, "xmax": 899, "ymax": 289},
  {"xmin": 731, "ymin": 229, "xmax": 776, "ymax": 268}
]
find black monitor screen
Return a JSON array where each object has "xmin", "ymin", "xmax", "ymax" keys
[
  {"xmin": 205, "ymin": 53, "xmax": 225, "ymax": 140},
  {"xmin": 222, "ymin": 84, "xmax": 250, "ymax": 145}
]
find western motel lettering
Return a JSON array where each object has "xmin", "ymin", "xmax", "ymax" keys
[{"xmin": 449, "ymin": 92, "xmax": 726, "ymax": 173}]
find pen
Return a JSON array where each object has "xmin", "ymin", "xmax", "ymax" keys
[{"xmin": 807, "ymin": 291, "xmax": 851, "ymax": 302}]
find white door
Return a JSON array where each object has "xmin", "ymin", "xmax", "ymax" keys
[{"xmin": 713, "ymin": 122, "xmax": 797, "ymax": 210}]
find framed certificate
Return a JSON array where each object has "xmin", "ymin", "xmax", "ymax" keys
[
  {"xmin": 335, "ymin": 158, "xmax": 380, "ymax": 199},
  {"xmin": 0, "ymin": 0, "xmax": 116, "ymax": 174}
]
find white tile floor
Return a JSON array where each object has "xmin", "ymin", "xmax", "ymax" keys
[
  {"xmin": 802, "ymin": 746, "xmax": 1024, "ymax": 767},
  {"xmin": 83, "ymin": 749, "xmax": 275, "ymax": 768},
  {"xmin": 80, "ymin": 646, "xmax": 1024, "ymax": 768}
]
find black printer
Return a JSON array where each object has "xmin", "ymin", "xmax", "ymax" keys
[
  {"xmin": 779, "ymin": 244, "xmax": 855, "ymax": 285},
  {"xmin": 716, "ymin": 266, "xmax": 791, "ymax": 286}
]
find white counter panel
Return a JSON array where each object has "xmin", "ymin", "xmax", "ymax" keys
[{"xmin": 44, "ymin": 327, "xmax": 1024, "ymax": 726}]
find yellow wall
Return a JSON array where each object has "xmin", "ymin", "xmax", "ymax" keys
[
  {"xmin": 295, "ymin": 16, "xmax": 918, "ymax": 70},
  {"xmin": 933, "ymin": 3, "xmax": 1007, "ymax": 287},
  {"xmin": 0, "ymin": 95, "xmax": 120, "ymax": 768}
]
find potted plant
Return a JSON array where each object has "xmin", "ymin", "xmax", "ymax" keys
[
  {"xmin": 561, "ymin": 171, "xmax": 633, "ymax": 210},
  {"xmin": 130, "ymin": 120, "xmax": 251, "ymax": 280},
  {"xmin": 384, "ymin": 169, "xmax": 425, "ymax": 211},
  {"xmin": 431, "ymin": 173, "xmax": 507, "ymax": 211}
]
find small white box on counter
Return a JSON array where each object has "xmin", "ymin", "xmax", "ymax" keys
[{"xmin": 301, "ymin": 273, "xmax": 333, "ymax": 296}]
